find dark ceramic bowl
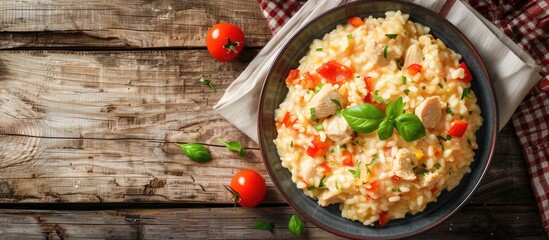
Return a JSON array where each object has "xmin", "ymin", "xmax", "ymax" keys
[{"xmin": 258, "ymin": 1, "xmax": 497, "ymax": 239}]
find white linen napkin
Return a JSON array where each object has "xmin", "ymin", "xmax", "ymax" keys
[{"xmin": 214, "ymin": 0, "xmax": 543, "ymax": 143}]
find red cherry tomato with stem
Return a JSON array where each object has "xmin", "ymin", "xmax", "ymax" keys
[
  {"xmin": 226, "ymin": 169, "xmax": 266, "ymax": 208},
  {"xmin": 206, "ymin": 22, "xmax": 245, "ymax": 62}
]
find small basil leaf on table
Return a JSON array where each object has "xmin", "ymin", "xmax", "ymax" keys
[
  {"xmin": 218, "ymin": 138, "xmax": 246, "ymax": 157},
  {"xmin": 175, "ymin": 143, "xmax": 212, "ymax": 162},
  {"xmin": 252, "ymin": 221, "xmax": 274, "ymax": 232},
  {"xmin": 341, "ymin": 104, "xmax": 384, "ymax": 133},
  {"xmin": 394, "ymin": 113, "xmax": 426, "ymax": 142},
  {"xmin": 377, "ymin": 118, "xmax": 395, "ymax": 140},
  {"xmin": 288, "ymin": 214, "xmax": 304, "ymax": 235}
]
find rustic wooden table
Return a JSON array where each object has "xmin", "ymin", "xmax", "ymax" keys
[{"xmin": 0, "ymin": 0, "xmax": 547, "ymax": 239}]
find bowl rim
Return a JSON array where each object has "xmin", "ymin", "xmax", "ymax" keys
[{"xmin": 258, "ymin": 0, "xmax": 497, "ymax": 239}]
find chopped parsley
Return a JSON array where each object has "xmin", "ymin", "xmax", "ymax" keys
[
  {"xmin": 434, "ymin": 163, "xmax": 441, "ymax": 170},
  {"xmin": 310, "ymin": 107, "xmax": 316, "ymax": 122},
  {"xmin": 383, "ymin": 45, "xmax": 389, "ymax": 59},
  {"xmin": 290, "ymin": 141, "xmax": 293, "ymax": 148},
  {"xmin": 329, "ymin": 148, "xmax": 335, "ymax": 153},
  {"xmin": 404, "ymin": 89, "xmax": 410, "ymax": 95},
  {"xmin": 340, "ymin": 144, "xmax": 347, "ymax": 149},
  {"xmin": 335, "ymin": 182, "xmax": 339, "ymax": 190},
  {"xmin": 385, "ymin": 33, "xmax": 398, "ymax": 39},
  {"xmin": 313, "ymin": 83, "xmax": 323, "ymax": 93},
  {"xmin": 365, "ymin": 155, "xmax": 379, "ymax": 175},
  {"xmin": 314, "ymin": 125, "xmax": 324, "ymax": 131},
  {"xmin": 446, "ymin": 108, "xmax": 454, "ymax": 115},
  {"xmin": 349, "ymin": 161, "xmax": 361, "ymax": 178},
  {"xmin": 316, "ymin": 47, "xmax": 323, "ymax": 51},
  {"xmin": 402, "ymin": 76, "xmax": 407, "ymax": 85},
  {"xmin": 372, "ymin": 90, "xmax": 389, "ymax": 104},
  {"xmin": 437, "ymin": 83, "xmax": 444, "ymax": 89},
  {"xmin": 461, "ymin": 87, "xmax": 472, "ymax": 100},
  {"xmin": 392, "ymin": 188, "xmax": 401, "ymax": 192},
  {"xmin": 318, "ymin": 175, "xmax": 326, "ymax": 188},
  {"xmin": 347, "ymin": 34, "xmax": 353, "ymax": 39}
]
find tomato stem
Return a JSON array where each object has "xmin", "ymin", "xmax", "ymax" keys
[
  {"xmin": 223, "ymin": 38, "xmax": 240, "ymax": 54},
  {"xmin": 223, "ymin": 185, "xmax": 241, "ymax": 211}
]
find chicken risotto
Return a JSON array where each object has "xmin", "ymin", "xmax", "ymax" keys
[{"xmin": 274, "ymin": 11, "xmax": 482, "ymax": 226}]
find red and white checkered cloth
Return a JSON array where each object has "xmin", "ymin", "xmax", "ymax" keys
[{"xmin": 257, "ymin": 0, "xmax": 549, "ymax": 234}]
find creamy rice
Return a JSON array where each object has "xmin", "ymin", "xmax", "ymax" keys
[{"xmin": 274, "ymin": 11, "xmax": 483, "ymax": 226}]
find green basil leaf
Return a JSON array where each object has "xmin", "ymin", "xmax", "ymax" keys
[
  {"xmin": 176, "ymin": 143, "xmax": 212, "ymax": 162},
  {"xmin": 394, "ymin": 113, "xmax": 426, "ymax": 142},
  {"xmin": 330, "ymin": 98, "xmax": 342, "ymax": 112},
  {"xmin": 288, "ymin": 215, "xmax": 304, "ymax": 236},
  {"xmin": 218, "ymin": 139, "xmax": 246, "ymax": 157},
  {"xmin": 377, "ymin": 118, "xmax": 395, "ymax": 140},
  {"xmin": 385, "ymin": 97, "xmax": 404, "ymax": 118},
  {"xmin": 341, "ymin": 104, "xmax": 384, "ymax": 133},
  {"xmin": 253, "ymin": 221, "xmax": 274, "ymax": 232}
]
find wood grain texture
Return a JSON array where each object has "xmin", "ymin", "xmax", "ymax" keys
[
  {"xmin": 0, "ymin": 205, "xmax": 545, "ymax": 239},
  {"xmin": 0, "ymin": 50, "xmax": 535, "ymax": 205},
  {"xmin": 0, "ymin": 0, "xmax": 272, "ymax": 49}
]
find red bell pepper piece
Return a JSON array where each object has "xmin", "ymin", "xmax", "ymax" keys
[
  {"xmin": 348, "ymin": 16, "xmax": 364, "ymax": 27},
  {"xmin": 379, "ymin": 211, "xmax": 389, "ymax": 226},
  {"xmin": 317, "ymin": 61, "xmax": 354, "ymax": 85},
  {"xmin": 406, "ymin": 63, "xmax": 422, "ymax": 75},
  {"xmin": 306, "ymin": 136, "xmax": 330, "ymax": 158},
  {"xmin": 318, "ymin": 161, "xmax": 332, "ymax": 173},
  {"xmin": 448, "ymin": 119, "xmax": 468, "ymax": 137},
  {"xmin": 285, "ymin": 69, "xmax": 300, "ymax": 84},
  {"xmin": 282, "ymin": 112, "xmax": 295, "ymax": 127},
  {"xmin": 341, "ymin": 150, "xmax": 354, "ymax": 167},
  {"xmin": 457, "ymin": 62, "xmax": 472, "ymax": 83},
  {"xmin": 304, "ymin": 71, "xmax": 322, "ymax": 89}
]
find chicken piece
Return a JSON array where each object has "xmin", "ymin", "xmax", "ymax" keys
[
  {"xmin": 318, "ymin": 191, "xmax": 343, "ymax": 206},
  {"xmin": 306, "ymin": 84, "xmax": 344, "ymax": 119},
  {"xmin": 421, "ymin": 172, "xmax": 441, "ymax": 189},
  {"xmin": 393, "ymin": 148, "xmax": 417, "ymax": 181},
  {"xmin": 403, "ymin": 44, "xmax": 423, "ymax": 68},
  {"xmin": 322, "ymin": 114, "xmax": 353, "ymax": 145},
  {"xmin": 414, "ymin": 96, "xmax": 442, "ymax": 129},
  {"xmin": 299, "ymin": 158, "xmax": 316, "ymax": 183}
]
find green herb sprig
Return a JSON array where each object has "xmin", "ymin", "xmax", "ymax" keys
[
  {"xmin": 198, "ymin": 76, "xmax": 216, "ymax": 92},
  {"xmin": 341, "ymin": 97, "xmax": 426, "ymax": 142},
  {"xmin": 218, "ymin": 138, "xmax": 246, "ymax": 157},
  {"xmin": 175, "ymin": 143, "xmax": 212, "ymax": 162},
  {"xmin": 288, "ymin": 215, "xmax": 304, "ymax": 235}
]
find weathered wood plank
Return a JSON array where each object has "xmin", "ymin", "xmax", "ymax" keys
[
  {"xmin": 0, "ymin": 0, "xmax": 272, "ymax": 49},
  {"xmin": 0, "ymin": 205, "xmax": 544, "ymax": 239},
  {"xmin": 0, "ymin": 51, "xmax": 536, "ymax": 205}
]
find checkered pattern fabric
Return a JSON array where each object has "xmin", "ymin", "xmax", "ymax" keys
[{"xmin": 257, "ymin": 0, "xmax": 549, "ymax": 233}]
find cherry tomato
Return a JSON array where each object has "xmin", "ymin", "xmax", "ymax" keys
[
  {"xmin": 206, "ymin": 22, "xmax": 245, "ymax": 62},
  {"xmin": 228, "ymin": 169, "xmax": 266, "ymax": 208},
  {"xmin": 457, "ymin": 62, "xmax": 473, "ymax": 83},
  {"xmin": 448, "ymin": 119, "xmax": 469, "ymax": 137}
]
